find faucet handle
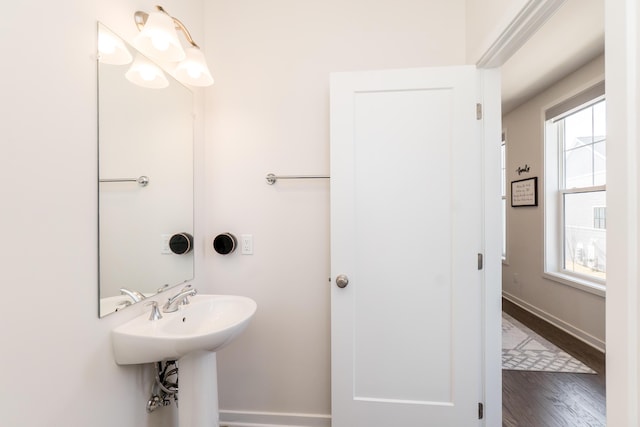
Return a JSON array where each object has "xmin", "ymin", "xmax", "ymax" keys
[
  {"xmin": 180, "ymin": 284, "xmax": 195, "ymax": 305},
  {"xmin": 146, "ymin": 301, "xmax": 163, "ymax": 321}
]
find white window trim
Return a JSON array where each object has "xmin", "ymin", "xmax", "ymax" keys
[
  {"xmin": 543, "ymin": 97, "xmax": 606, "ymax": 296},
  {"xmin": 542, "ymin": 271, "xmax": 605, "ymax": 297}
]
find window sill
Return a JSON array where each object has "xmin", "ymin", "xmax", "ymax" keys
[{"xmin": 543, "ymin": 272, "xmax": 606, "ymax": 297}]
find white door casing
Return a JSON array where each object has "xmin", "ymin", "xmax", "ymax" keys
[{"xmin": 330, "ymin": 66, "xmax": 485, "ymax": 426}]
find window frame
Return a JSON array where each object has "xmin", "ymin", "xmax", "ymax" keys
[
  {"xmin": 544, "ymin": 88, "xmax": 606, "ymax": 296},
  {"xmin": 593, "ymin": 206, "xmax": 606, "ymax": 229}
]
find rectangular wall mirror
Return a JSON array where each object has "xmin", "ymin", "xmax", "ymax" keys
[{"xmin": 97, "ymin": 23, "xmax": 194, "ymax": 317}]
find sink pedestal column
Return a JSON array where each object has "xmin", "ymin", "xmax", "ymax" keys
[{"xmin": 178, "ymin": 351, "xmax": 219, "ymax": 427}]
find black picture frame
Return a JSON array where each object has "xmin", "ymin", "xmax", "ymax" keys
[{"xmin": 511, "ymin": 177, "xmax": 538, "ymax": 207}]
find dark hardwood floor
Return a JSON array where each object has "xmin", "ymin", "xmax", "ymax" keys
[{"xmin": 502, "ymin": 299, "xmax": 606, "ymax": 427}]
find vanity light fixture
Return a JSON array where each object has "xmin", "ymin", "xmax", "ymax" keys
[
  {"xmin": 133, "ymin": 7, "xmax": 185, "ymax": 63},
  {"xmin": 133, "ymin": 5, "xmax": 214, "ymax": 87},
  {"xmin": 98, "ymin": 26, "xmax": 133, "ymax": 65},
  {"xmin": 175, "ymin": 46, "xmax": 214, "ymax": 87},
  {"xmin": 125, "ymin": 54, "xmax": 169, "ymax": 89}
]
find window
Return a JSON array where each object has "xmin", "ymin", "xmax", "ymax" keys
[
  {"xmin": 593, "ymin": 207, "xmax": 606, "ymax": 229},
  {"xmin": 545, "ymin": 83, "xmax": 606, "ymax": 290},
  {"xmin": 501, "ymin": 133, "xmax": 507, "ymax": 260}
]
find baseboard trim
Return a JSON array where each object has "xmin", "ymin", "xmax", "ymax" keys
[
  {"xmin": 219, "ymin": 410, "xmax": 331, "ymax": 427},
  {"xmin": 502, "ymin": 291, "xmax": 605, "ymax": 352}
]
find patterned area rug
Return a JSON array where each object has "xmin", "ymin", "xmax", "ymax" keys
[{"xmin": 502, "ymin": 312, "xmax": 596, "ymax": 374}]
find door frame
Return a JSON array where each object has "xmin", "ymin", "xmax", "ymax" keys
[
  {"xmin": 477, "ymin": 69, "xmax": 502, "ymax": 427},
  {"xmin": 603, "ymin": 0, "xmax": 638, "ymax": 425},
  {"xmin": 477, "ymin": 0, "xmax": 639, "ymax": 425},
  {"xmin": 473, "ymin": 2, "xmax": 569, "ymax": 425}
]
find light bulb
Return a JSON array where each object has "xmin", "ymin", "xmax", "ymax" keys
[
  {"xmin": 133, "ymin": 11, "xmax": 185, "ymax": 62},
  {"xmin": 139, "ymin": 66, "xmax": 157, "ymax": 82},
  {"xmin": 99, "ymin": 36, "xmax": 116, "ymax": 54},
  {"xmin": 151, "ymin": 36, "xmax": 170, "ymax": 52},
  {"xmin": 98, "ymin": 25, "xmax": 133, "ymax": 65},
  {"xmin": 187, "ymin": 68, "xmax": 202, "ymax": 79},
  {"xmin": 125, "ymin": 54, "xmax": 169, "ymax": 89},
  {"xmin": 175, "ymin": 46, "xmax": 214, "ymax": 87}
]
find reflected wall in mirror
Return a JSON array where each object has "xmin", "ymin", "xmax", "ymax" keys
[{"xmin": 98, "ymin": 23, "xmax": 194, "ymax": 317}]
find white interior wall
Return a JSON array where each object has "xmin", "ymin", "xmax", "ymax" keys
[
  {"xmin": 465, "ymin": 0, "xmax": 529, "ymax": 63},
  {"xmin": 202, "ymin": 0, "xmax": 467, "ymax": 422},
  {"xmin": 502, "ymin": 54, "xmax": 606, "ymax": 349},
  {"xmin": 1, "ymin": 1, "xmax": 205, "ymax": 426}
]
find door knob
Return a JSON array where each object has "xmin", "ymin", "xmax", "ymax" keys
[{"xmin": 336, "ymin": 274, "xmax": 349, "ymax": 288}]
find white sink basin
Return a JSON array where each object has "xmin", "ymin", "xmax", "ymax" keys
[{"xmin": 111, "ymin": 294, "xmax": 257, "ymax": 365}]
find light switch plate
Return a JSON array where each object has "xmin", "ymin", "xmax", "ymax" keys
[{"xmin": 161, "ymin": 234, "xmax": 171, "ymax": 254}]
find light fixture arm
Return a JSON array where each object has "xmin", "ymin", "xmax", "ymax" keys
[
  {"xmin": 134, "ymin": 5, "xmax": 200, "ymax": 48},
  {"xmin": 131, "ymin": 4, "xmax": 214, "ymax": 87}
]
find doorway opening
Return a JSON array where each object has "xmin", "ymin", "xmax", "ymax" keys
[{"xmin": 497, "ymin": 0, "xmax": 606, "ymax": 424}]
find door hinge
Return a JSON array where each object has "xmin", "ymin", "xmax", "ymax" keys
[
  {"xmin": 478, "ymin": 402, "xmax": 484, "ymax": 419},
  {"xmin": 477, "ymin": 253, "xmax": 484, "ymax": 270},
  {"xmin": 476, "ymin": 103, "xmax": 483, "ymax": 120}
]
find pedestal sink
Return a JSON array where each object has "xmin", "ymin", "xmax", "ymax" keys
[{"xmin": 111, "ymin": 294, "xmax": 257, "ymax": 426}]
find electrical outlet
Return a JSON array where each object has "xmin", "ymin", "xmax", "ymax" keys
[{"xmin": 241, "ymin": 234, "xmax": 253, "ymax": 255}]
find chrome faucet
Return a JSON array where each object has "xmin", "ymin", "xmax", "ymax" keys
[
  {"xmin": 146, "ymin": 301, "xmax": 163, "ymax": 321},
  {"xmin": 120, "ymin": 288, "xmax": 146, "ymax": 303},
  {"xmin": 163, "ymin": 286, "xmax": 197, "ymax": 313}
]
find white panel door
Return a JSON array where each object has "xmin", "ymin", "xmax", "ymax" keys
[{"xmin": 330, "ymin": 66, "xmax": 483, "ymax": 427}]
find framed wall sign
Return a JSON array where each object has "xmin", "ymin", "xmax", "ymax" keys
[{"xmin": 511, "ymin": 177, "xmax": 538, "ymax": 207}]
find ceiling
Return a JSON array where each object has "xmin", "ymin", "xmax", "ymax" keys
[{"xmin": 501, "ymin": 0, "xmax": 604, "ymax": 115}]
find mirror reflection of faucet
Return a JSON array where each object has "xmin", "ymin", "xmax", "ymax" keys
[
  {"xmin": 120, "ymin": 288, "xmax": 146, "ymax": 303},
  {"xmin": 115, "ymin": 300, "xmax": 132, "ymax": 310}
]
